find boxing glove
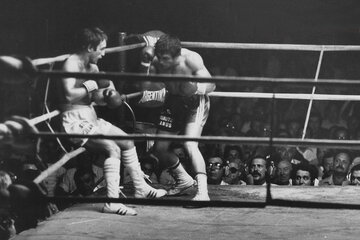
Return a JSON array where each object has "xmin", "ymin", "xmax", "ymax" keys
[
  {"xmin": 103, "ymin": 89, "xmax": 124, "ymax": 108},
  {"xmin": 142, "ymin": 30, "xmax": 165, "ymax": 47},
  {"xmin": 97, "ymin": 79, "xmax": 111, "ymax": 88},
  {"xmin": 82, "ymin": 80, "xmax": 98, "ymax": 93},
  {"xmin": 91, "ymin": 89, "xmax": 107, "ymax": 106},
  {"xmin": 140, "ymin": 46, "xmax": 155, "ymax": 68}
]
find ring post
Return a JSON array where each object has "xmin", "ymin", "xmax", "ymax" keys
[{"xmin": 118, "ymin": 32, "xmax": 127, "ymax": 73}]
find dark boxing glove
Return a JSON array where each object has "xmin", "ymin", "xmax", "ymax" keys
[
  {"xmin": 140, "ymin": 46, "xmax": 155, "ymax": 68},
  {"xmin": 103, "ymin": 89, "xmax": 125, "ymax": 108},
  {"xmin": 97, "ymin": 79, "xmax": 111, "ymax": 88}
]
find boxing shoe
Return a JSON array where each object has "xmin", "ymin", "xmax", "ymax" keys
[
  {"xmin": 122, "ymin": 148, "xmax": 167, "ymax": 199},
  {"xmin": 167, "ymin": 162, "xmax": 195, "ymax": 196},
  {"xmin": 102, "ymin": 203, "xmax": 137, "ymax": 216},
  {"xmin": 192, "ymin": 192, "xmax": 210, "ymax": 201},
  {"xmin": 191, "ymin": 173, "xmax": 210, "ymax": 201},
  {"xmin": 134, "ymin": 185, "xmax": 167, "ymax": 199},
  {"xmin": 167, "ymin": 175, "xmax": 195, "ymax": 196}
]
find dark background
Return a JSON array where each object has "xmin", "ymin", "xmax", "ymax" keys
[
  {"xmin": 1, "ymin": 0, "xmax": 360, "ymax": 56},
  {"xmin": 1, "ymin": 0, "xmax": 360, "ymax": 119}
]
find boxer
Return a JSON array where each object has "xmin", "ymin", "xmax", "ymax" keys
[
  {"xmin": 141, "ymin": 34, "xmax": 216, "ymax": 201},
  {"xmin": 57, "ymin": 27, "xmax": 166, "ymax": 215}
]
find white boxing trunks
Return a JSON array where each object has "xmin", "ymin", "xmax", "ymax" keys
[{"xmin": 61, "ymin": 105, "xmax": 112, "ymax": 146}]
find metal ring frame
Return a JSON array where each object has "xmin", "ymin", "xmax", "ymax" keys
[{"xmin": 21, "ymin": 40, "xmax": 360, "ymax": 209}]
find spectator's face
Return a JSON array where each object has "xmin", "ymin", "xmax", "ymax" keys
[
  {"xmin": 323, "ymin": 157, "xmax": 334, "ymax": 174},
  {"xmin": 77, "ymin": 173, "xmax": 95, "ymax": 196},
  {"xmin": 250, "ymin": 158, "xmax": 266, "ymax": 185},
  {"xmin": 334, "ymin": 129, "xmax": 348, "ymax": 140},
  {"xmin": 333, "ymin": 153, "xmax": 351, "ymax": 174},
  {"xmin": 276, "ymin": 146, "xmax": 296, "ymax": 162},
  {"xmin": 223, "ymin": 163, "xmax": 241, "ymax": 184},
  {"xmin": 89, "ymin": 40, "xmax": 106, "ymax": 64},
  {"xmin": 142, "ymin": 163, "xmax": 154, "ymax": 176},
  {"xmin": 295, "ymin": 170, "xmax": 311, "ymax": 186},
  {"xmin": 227, "ymin": 149, "xmax": 240, "ymax": 162},
  {"xmin": 207, "ymin": 157, "xmax": 224, "ymax": 184},
  {"xmin": 276, "ymin": 161, "xmax": 292, "ymax": 185},
  {"xmin": 351, "ymin": 170, "xmax": 360, "ymax": 185}
]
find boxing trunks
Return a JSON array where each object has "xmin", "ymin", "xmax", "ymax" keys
[
  {"xmin": 60, "ymin": 104, "xmax": 112, "ymax": 146},
  {"xmin": 157, "ymin": 94, "xmax": 210, "ymax": 132}
]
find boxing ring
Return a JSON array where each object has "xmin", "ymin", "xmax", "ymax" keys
[{"xmin": 8, "ymin": 39, "xmax": 360, "ymax": 239}]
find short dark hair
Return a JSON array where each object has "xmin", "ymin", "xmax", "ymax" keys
[
  {"xmin": 74, "ymin": 27, "xmax": 108, "ymax": 51},
  {"xmin": 155, "ymin": 34, "xmax": 181, "ymax": 58},
  {"xmin": 224, "ymin": 145, "xmax": 243, "ymax": 159},
  {"xmin": 292, "ymin": 163, "xmax": 318, "ymax": 182}
]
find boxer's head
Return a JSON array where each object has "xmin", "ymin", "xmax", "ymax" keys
[
  {"xmin": 74, "ymin": 27, "xmax": 107, "ymax": 64},
  {"xmin": 155, "ymin": 34, "xmax": 181, "ymax": 70}
]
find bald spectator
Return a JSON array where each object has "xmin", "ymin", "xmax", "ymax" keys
[{"xmin": 319, "ymin": 150, "xmax": 352, "ymax": 186}]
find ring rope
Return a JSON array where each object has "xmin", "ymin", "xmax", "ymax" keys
[
  {"xmin": 104, "ymin": 42, "xmax": 146, "ymax": 54},
  {"xmin": 182, "ymin": 41, "xmax": 360, "ymax": 51},
  {"xmin": 32, "ymin": 42, "xmax": 146, "ymax": 66},
  {"xmin": 31, "ymin": 132, "xmax": 360, "ymax": 150},
  {"xmin": 28, "ymin": 110, "xmax": 60, "ymax": 125},
  {"xmin": 302, "ymin": 50, "xmax": 324, "ymax": 140},
  {"xmin": 209, "ymin": 92, "xmax": 360, "ymax": 101},
  {"xmin": 44, "ymin": 195, "xmax": 360, "ymax": 210},
  {"xmin": 36, "ymin": 70, "xmax": 360, "ymax": 87},
  {"xmin": 125, "ymin": 90, "xmax": 360, "ymax": 101},
  {"xmin": 32, "ymin": 42, "xmax": 360, "ymax": 66},
  {"xmin": 33, "ymin": 147, "xmax": 86, "ymax": 184}
]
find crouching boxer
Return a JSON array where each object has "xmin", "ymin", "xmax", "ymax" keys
[
  {"xmin": 145, "ymin": 34, "xmax": 216, "ymax": 201},
  {"xmin": 57, "ymin": 27, "xmax": 166, "ymax": 215}
]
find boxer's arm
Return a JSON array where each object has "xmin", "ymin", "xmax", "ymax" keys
[
  {"xmin": 185, "ymin": 53, "xmax": 216, "ymax": 95},
  {"xmin": 61, "ymin": 61, "xmax": 95, "ymax": 103}
]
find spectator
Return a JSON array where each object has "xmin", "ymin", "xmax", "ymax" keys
[
  {"xmin": 73, "ymin": 168, "xmax": 96, "ymax": 196},
  {"xmin": 320, "ymin": 151, "xmax": 334, "ymax": 180},
  {"xmin": 287, "ymin": 119, "xmax": 302, "ymax": 138},
  {"xmin": 293, "ymin": 163, "xmax": 318, "ymax": 186},
  {"xmin": 331, "ymin": 126, "xmax": 349, "ymax": 140},
  {"xmin": 308, "ymin": 111, "xmax": 328, "ymax": 139},
  {"xmin": 319, "ymin": 150, "xmax": 352, "ymax": 186},
  {"xmin": 321, "ymin": 102, "xmax": 347, "ymax": 130},
  {"xmin": 140, "ymin": 155, "xmax": 159, "ymax": 184},
  {"xmin": 56, "ymin": 164, "xmax": 104, "ymax": 197},
  {"xmin": 223, "ymin": 145, "xmax": 243, "ymax": 164},
  {"xmin": 222, "ymin": 162, "xmax": 246, "ymax": 185},
  {"xmin": 350, "ymin": 164, "xmax": 360, "ymax": 186},
  {"xmin": 274, "ymin": 160, "xmax": 293, "ymax": 186},
  {"xmin": 275, "ymin": 146, "xmax": 298, "ymax": 163},
  {"xmin": 206, "ymin": 157, "xmax": 226, "ymax": 185},
  {"xmin": 248, "ymin": 156, "xmax": 267, "ymax": 185}
]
